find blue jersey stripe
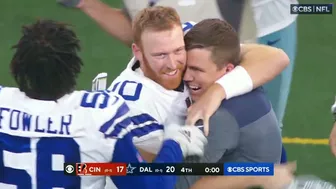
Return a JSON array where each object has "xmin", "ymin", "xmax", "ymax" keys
[
  {"xmin": 129, "ymin": 113, "xmax": 164, "ymax": 137},
  {"xmin": 130, "ymin": 122, "xmax": 164, "ymax": 138},
  {"xmin": 106, "ymin": 118, "xmax": 133, "ymax": 138},
  {"xmin": 99, "ymin": 102, "xmax": 130, "ymax": 134},
  {"xmin": 105, "ymin": 118, "xmax": 164, "ymax": 138},
  {"xmin": 109, "ymin": 113, "xmax": 164, "ymax": 138},
  {"xmin": 101, "ymin": 111, "xmax": 164, "ymax": 138},
  {"xmin": 131, "ymin": 113, "xmax": 157, "ymax": 123}
]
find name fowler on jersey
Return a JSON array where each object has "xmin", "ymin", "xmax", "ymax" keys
[
  {"xmin": 0, "ymin": 86, "xmax": 137, "ymax": 189},
  {"xmin": 0, "ymin": 88, "xmax": 125, "ymax": 137},
  {"xmin": 0, "ymin": 108, "xmax": 72, "ymax": 135}
]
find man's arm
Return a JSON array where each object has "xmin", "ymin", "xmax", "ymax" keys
[
  {"xmin": 239, "ymin": 43, "xmax": 290, "ymax": 89},
  {"xmin": 186, "ymin": 44, "xmax": 290, "ymax": 135},
  {"xmin": 214, "ymin": 43, "xmax": 290, "ymax": 100},
  {"xmin": 76, "ymin": 0, "xmax": 133, "ymax": 46}
]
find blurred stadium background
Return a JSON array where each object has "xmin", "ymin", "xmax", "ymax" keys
[{"xmin": 0, "ymin": 0, "xmax": 335, "ymax": 184}]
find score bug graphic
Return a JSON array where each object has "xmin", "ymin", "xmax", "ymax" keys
[{"xmin": 64, "ymin": 163, "xmax": 226, "ymax": 176}]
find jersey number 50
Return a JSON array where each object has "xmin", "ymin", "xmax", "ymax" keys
[
  {"xmin": 0, "ymin": 133, "xmax": 80, "ymax": 188},
  {"xmin": 111, "ymin": 81, "xmax": 143, "ymax": 101}
]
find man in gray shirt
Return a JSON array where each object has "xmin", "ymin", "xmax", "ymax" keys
[{"xmin": 178, "ymin": 18, "xmax": 282, "ymax": 189}]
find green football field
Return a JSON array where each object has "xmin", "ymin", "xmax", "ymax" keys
[{"xmin": 1, "ymin": 0, "xmax": 335, "ymax": 184}]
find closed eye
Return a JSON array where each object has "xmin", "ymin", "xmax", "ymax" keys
[
  {"xmin": 153, "ymin": 53, "xmax": 167, "ymax": 59},
  {"xmin": 188, "ymin": 66, "xmax": 205, "ymax": 72},
  {"xmin": 174, "ymin": 47, "xmax": 185, "ymax": 54}
]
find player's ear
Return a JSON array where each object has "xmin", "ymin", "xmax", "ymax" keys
[
  {"xmin": 224, "ymin": 63, "xmax": 235, "ymax": 73},
  {"xmin": 132, "ymin": 43, "xmax": 143, "ymax": 61}
]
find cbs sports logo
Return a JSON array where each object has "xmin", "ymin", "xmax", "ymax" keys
[{"xmin": 64, "ymin": 163, "xmax": 76, "ymax": 175}]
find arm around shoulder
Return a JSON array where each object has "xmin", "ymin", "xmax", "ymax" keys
[
  {"xmin": 214, "ymin": 44, "xmax": 289, "ymax": 100},
  {"xmin": 239, "ymin": 43, "xmax": 290, "ymax": 88}
]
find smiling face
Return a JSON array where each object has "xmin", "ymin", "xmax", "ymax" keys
[
  {"xmin": 133, "ymin": 25, "xmax": 186, "ymax": 90},
  {"xmin": 183, "ymin": 18, "xmax": 240, "ymax": 101},
  {"xmin": 131, "ymin": 6, "xmax": 186, "ymax": 90},
  {"xmin": 184, "ymin": 48, "xmax": 232, "ymax": 101}
]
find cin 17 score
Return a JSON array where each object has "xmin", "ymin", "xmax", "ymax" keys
[
  {"xmin": 116, "ymin": 165, "xmax": 124, "ymax": 173},
  {"xmin": 75, "ymin": 163, "xmax": 127, "ymax": 176}
]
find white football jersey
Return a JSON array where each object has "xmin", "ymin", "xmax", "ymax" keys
[
  {"xmin": 108, "ymin": 58, "xmax": 190, "ymax": 154},
  {"xmin": 252, "ymin": 0, "xmax": 298, "ymax": 37},
  {"xmin": 0, "ymin": 86, "xmax": 138, "ymax": 189}
]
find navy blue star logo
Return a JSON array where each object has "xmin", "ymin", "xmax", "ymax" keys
[{"xmin": 126, "ymin": 164, "xmax": 136, "ymax": 174}]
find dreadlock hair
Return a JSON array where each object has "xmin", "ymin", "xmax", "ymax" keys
[{"xmin": 10, "ymin": 19, "xmax": 83, "ymax": 101}]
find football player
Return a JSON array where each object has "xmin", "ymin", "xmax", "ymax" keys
[
  {"xmin": 180, "ymin": 18, "xmax": 282, "ymax": 189},
  {"xmin": 93, "ymin": 6, "xmax": 294, "ymax": 189},
  {"xmin": 0, "ymin": 19, "xmax": 207, "ymax": 189},
  {"xmin": 93, "ymin": 6, "xmax": 289, "ymax": 159}
]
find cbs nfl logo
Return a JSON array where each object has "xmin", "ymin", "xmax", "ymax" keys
[{"xmin": 64, "ymin": 163, "xmax": 76, "ymax": 176}]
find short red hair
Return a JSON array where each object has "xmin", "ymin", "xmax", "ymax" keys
[{"xmin": 132, "ymin": 6, "xmax": 182, "ymax": 45}]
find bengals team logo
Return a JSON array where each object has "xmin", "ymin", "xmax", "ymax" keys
[{"xmin": 76, "ymin": 163, "xmax": 88, "ymax": 175}]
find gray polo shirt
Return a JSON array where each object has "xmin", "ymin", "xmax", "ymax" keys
[{"xmin": 176, "ymin": 87, "xmax": 282, "ymax": 189}]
